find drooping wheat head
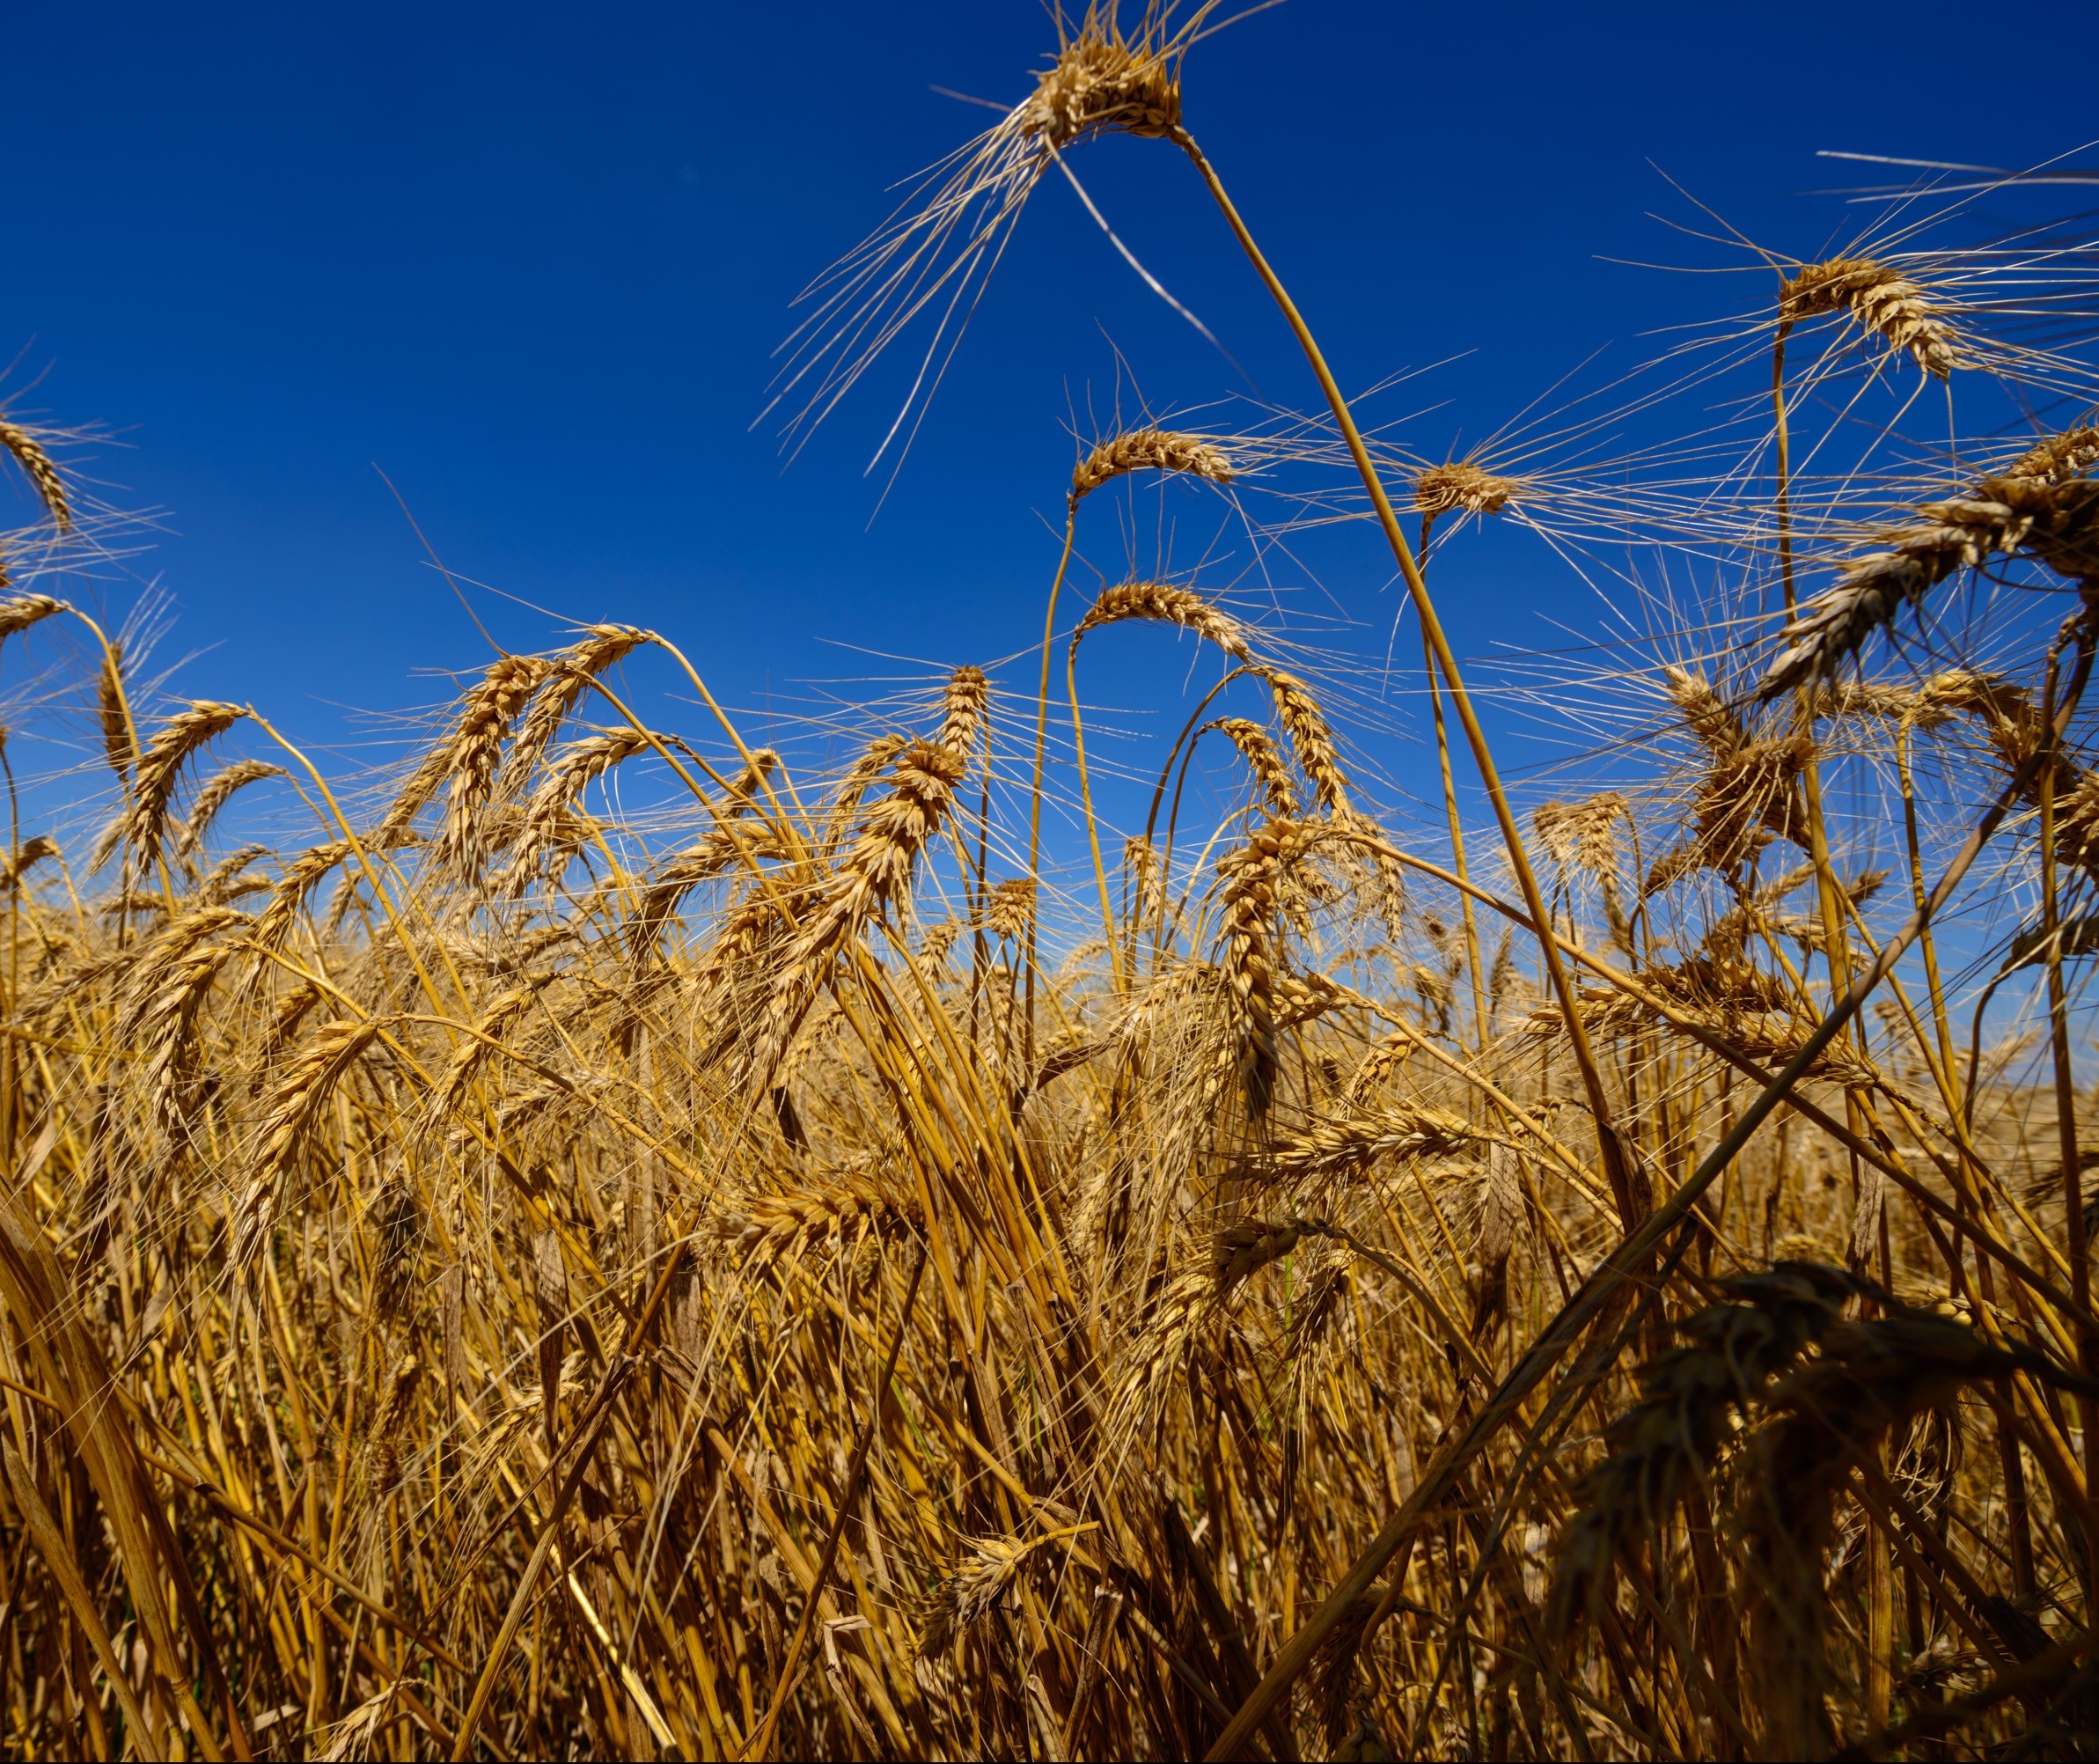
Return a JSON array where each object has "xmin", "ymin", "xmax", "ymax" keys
[{"xmin": 1780, "ymin": 257, "xmax": 1960, "ymax": 379}]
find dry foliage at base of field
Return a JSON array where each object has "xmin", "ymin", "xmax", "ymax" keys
[{"xmin": 6, "ymin": 6, "xmax": 2099, "ymax": 1760}]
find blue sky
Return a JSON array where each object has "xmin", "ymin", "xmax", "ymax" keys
[{"xmin": 4, "ymin": 1, "xmax": 2095, "ymax": 802}]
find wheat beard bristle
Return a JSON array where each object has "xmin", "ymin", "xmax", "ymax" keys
[
  {"xmin": 1072, "ymin": 428, "xmax": 1235, "ymax": 499},
  {"xmin": 1780, "ymin": 256, "xmax": 1958, "ymax": 379}
]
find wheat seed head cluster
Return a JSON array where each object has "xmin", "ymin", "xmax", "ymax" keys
[{"xmin": 5, "ymin": 4, "xmax": 2099, "ymax": 1760}]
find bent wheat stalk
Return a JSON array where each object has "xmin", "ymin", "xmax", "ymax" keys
[{"xmin": 1165, "ymin": 122, "xmax": 1640, "ymax": 1225}]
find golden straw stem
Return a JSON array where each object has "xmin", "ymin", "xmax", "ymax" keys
[
  {"xmin": 1171, "ymin": 125, "xmax": 1633, "ymax": 1219},
  {"xmin": 1026, "ymin": 497, "xmax": 1081, "ymax": 1055},
  {"xmin": 1419, "ymin": 514, "xmax": 1486, "ymax": 1048}
]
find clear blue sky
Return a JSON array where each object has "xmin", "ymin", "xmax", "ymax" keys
[{"xmin": 4, "ymin": 2, "xmax": 2095, "ymax": 787}]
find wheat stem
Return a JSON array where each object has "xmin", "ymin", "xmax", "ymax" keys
[
  {"xmin": 1170, "ymin": 125, "xmax": 1636, "ymax": 1222},
  {"xmin": 1026, "ymin": 496, "xmax": 1080, "ymax": 1057}
]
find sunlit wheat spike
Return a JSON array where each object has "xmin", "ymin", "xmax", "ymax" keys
[
  {"xmin": 1216, "ymin": 816, "xmax": 1317, "ymax": 1118},
  {"xmin": 495, "ymin": 728, "xmax": 652, "ymax": 893},
  {"xmin": 0, "ymin": 592, "xmax": 62, "ymax": 644},
  {"xmin": 1779, "ymin": 256, "xmax": 1959, "ymax": 378},
  {"xmin": 985, "ymin": 875, "xmax": 1036, "ymax": 942},
  {"xmin": 1258, "ymin": 669, "xmax": 1350, "ymax": 811},
  {"xmin": 236, "ymin": 1019, "xmax": 385, "ymax": 1264},
  {"xmin": 1072, "ymin": 427, "xmax": 1235, "ymax": 499},
  {"xmin": 198, "ymin": 843, "xmax": 270, "ymax": 906},
  {"xmin": 918, "ymin": 1532, "xmax": 1051, "ymax": 1657},
  {"xmin": 940, "ymin": 663, "xmax": 988, "ymax": 758},
  {"xmin": 1248, "ymin": 1106, "xmax": 1478, "ymax": 1182},
  {"xmin": 437, "ymin": 657, "xmax": 559, "ymax": 871},
  {"xmin": 1413, "ymin": 459, "xmax": 1525, "ymax": 518},
  {"xmin": 429, "ymin": 981, "xmax": 552, "ymax": 1121},
  {"xmin": 97, "ymin": 643, "xmax": 135, "ymax": 781},
  {"xmin": 821, "ymin": 733, "xmax": 907, "ymax": 856},
  {"xmin": 177, "ymin": 759, "xmax": 287, "ymax": 857},
  {"xmin": 745, "ymin": 737, "xmax": 966, "ymax": 1085},
  {"xmin": 1757, "ymin": 425, "xmax": 2099, "ymax": 698},
  {"xmin": 374, "ymin": 654, "xmax": 554, "ymax": 852},
  {"xmin": 1662, "ymin": 665, "xmax": 1747, "ymax": 761},
  {"xmin": 1075, "ymin": 580, "xmax": 1250, "ymax": 661},
  {"xmin": 116, "ymin": 903, "xmax": 251, "ymax": 1132},
  {"xmin": 0, "ymin": 834, "xmax": 56, "ymax": 891},
  {"xmin": 1532, "ymin": 793, "xmax": 1626, "ymax": 875},
  {"xmin": 1022, "ymin": 4, "xmax": 1192, "ymax": 148},
  {"xmin": 1206, "ymin": 717, "xmax": 1298, "ymax": 815},
  {"xmin": 122, "ymin": 701, "xmax": 246, "ymax": 878},
  {"xmin": 709, "ymin": 1166, "xmax": 922, "ymax": 1269},
  {"xmin": 502, "ymin": 624, "xmax": 650, "ymax": 794},
  {"xmin": 256, "ymin": 839, "xmax": 358, "ymax": 950},
  {"xmin": 0, "ymin": 423, "xmax": 72, "ymax": 531}
]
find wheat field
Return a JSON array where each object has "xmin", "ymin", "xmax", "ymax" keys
[{"xmin": 4, "ymin": 5, "xmax": 2099, "ymax": 1759}]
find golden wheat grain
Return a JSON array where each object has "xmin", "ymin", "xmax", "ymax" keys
[
  {"xmin": 745, "ymin": 733, "xmax": 967, "ymax": 1084},
  {"xmin": 710, "ymin": 1165, "xmax": 922, "ymax": 1268},
  {"xmin": 1759, "ymin": 426, "xmax": 2099, "ymax": 695},
  {"xmin": 1780, "ymin": 256, "xmax": 1959, "ymax": 378},
  {"xmin": 1075, "ymin": 580, "xmax": 1250, "ymax": 661},
  {"xmin": 986, "ymin": 875, "xmax": 1035, "ymax": 942},
  {"xmin": 503, "ymin": 625, "xmax": 649, "ymax": 793},
  {"xmin": 96, "ymin": 643, "xmax": 134, "ymax": 780},
  {"xmin": 1259, "ymin": 668, "xmax": 1351, "ymax": 811},
  {"xmin": 1019, "ymin": 6, "xmax": 1189, "ymax": 149},
  {"xmin": 0, "ymin": 592, "xmax": 62, "ymax": 643},
  {"xmin": 1071, "ymin": 427, "xmax": 1236, "ymax": 499},
  {"xmin": 121, "ymin": 702, "xmax": 246, "ymax": 878},
  {"xmin": 1216, "ymin": 816, "xmax": 1317, "ymax": 1118},
  {"xmin": 1413, "ymin": 459, "xmax": 1525, "ymax": 518},
  {"xmin": 235, "ymin": 1019, "xmax": 386, "ymax": 1262},
  {"xmin": 373, "ymin": 655, "xmax": 551, "ymax": 851},
  {"xmin": 0, "ymin": 423, "xmax": 71, "ymax": 531},
  {"xmin": 1247, "ymin": 1105, "xmax": 1478, "ymax": 1182},
  {"xmin": 1205, "ymin": 717, "xmax": 1298, "ymax": 815},
  {"xmin": 0, "ymin": 833, "xmax": 56, "ymax": 890},
  {"xmin": 940, "ymin": 663, "xmax": 988, "ymax": 758}
]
